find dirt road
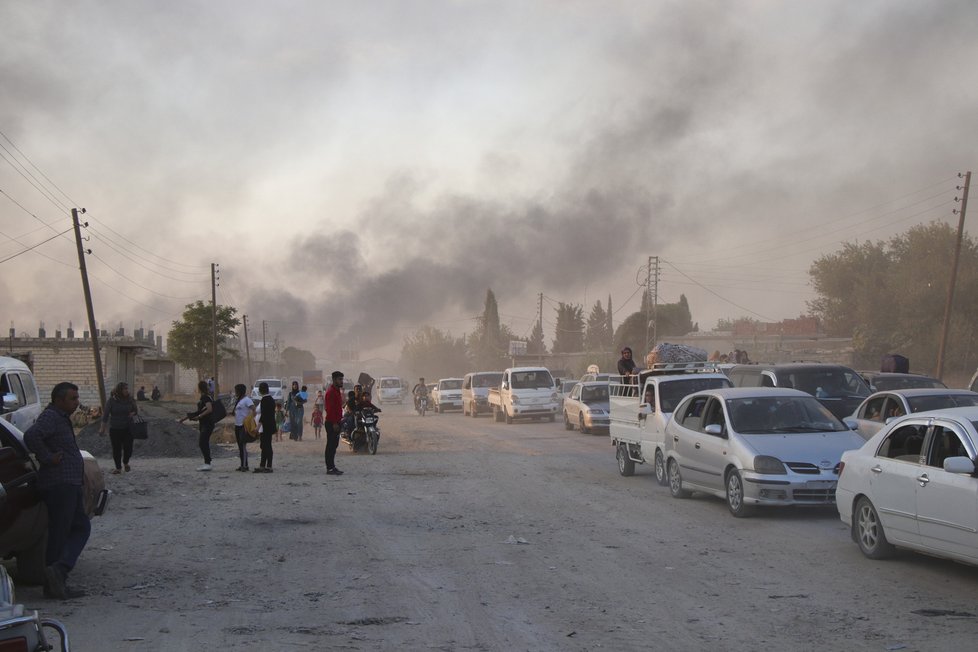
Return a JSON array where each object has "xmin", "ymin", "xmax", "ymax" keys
[{"xmin": 17, "ymin": 402, "xmax": 978, "ymax": 650}]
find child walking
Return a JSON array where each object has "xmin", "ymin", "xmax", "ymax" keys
[{"xmin": 311, "ymin": 406, "xmax": 323, "ymax": 439}]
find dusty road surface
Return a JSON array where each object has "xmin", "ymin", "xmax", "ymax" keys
[{"xmin": 12, "ymin": 401, "xmax": 978, "ymax": 650}]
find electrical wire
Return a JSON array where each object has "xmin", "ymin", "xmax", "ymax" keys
[
  {"xmin": 89, "ymin": 253, "xmax": 203, "ymax": 301},
  {"xmin": 0, "ymin": 226, "xmax": 74, "ymax": 264},
  {"xmin": 662, "ymin": 260, "xmax": 776, "ymax": 322}
]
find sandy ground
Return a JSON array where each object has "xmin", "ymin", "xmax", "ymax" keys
[{"xmin": 8, "ymin": 399, "xmax": 978, "ymax": 651}]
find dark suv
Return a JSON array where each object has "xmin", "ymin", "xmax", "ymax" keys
[{"xmin": 726, "ymin": 363, "xmax": 871, "ymax": 420}]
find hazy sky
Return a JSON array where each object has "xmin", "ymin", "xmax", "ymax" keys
[{"xmin": 2, "ymin": 0, "xmax": 977, "ymax": 362}]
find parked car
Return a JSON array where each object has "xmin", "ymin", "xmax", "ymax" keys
[
  {"xmin": 562, "ymin": 381, "xmax": 610, "ymax": 434},
  {"xmin": 0, "ymin": 357, "xmax": 42, "ymax": 432},
  {"xmin": 461, "ymin": 372, "xmax": 503, "ymax": 417},
  {"xmin": 0, "ymin": 417, "xmax": 108, "ymax": 584},
  {"xmin": 726, "ymin": 363, "xmax": 872, "ymax": 420},
  {"xmin": 849, "ymin": 388, "xmax": 978, "ymax": 440},
  {"xmin": 432, "ymin": 378, "xmax": 464, "ymax": 413},
  {"xmin": 858, "ymin": 371, "xmax": 946, "ymax": 392},
  {"xmin": 837, "ymin": 406, "xmax": 978, "ymax": 565},
  {"xmin": 251, "ymin": 378, "xmax": 285, "ymax": 403},
  {"xmin": 663, "ymin": 387, "xmax": 864, "ymax": 517}
]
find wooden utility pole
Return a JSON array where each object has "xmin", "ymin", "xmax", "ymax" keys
[
  {"xmin": 242, "ymin": 314, "xmax": 252, "ymax": 382},
  {"xmin": 935, "ymin": 171, "xmax": 971, "ymax": 380},
  {"xmin": 211, "ymin": 263, "xmax": 219, "ymax": 395},
  {"xmin": 72, "ymin": 208, "xmax": 106, "ymax": 407}
]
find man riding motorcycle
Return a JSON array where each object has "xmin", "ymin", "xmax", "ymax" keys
[{"xmin": 412, "ymin": 377, "xmax": 429, "ymax": 412}]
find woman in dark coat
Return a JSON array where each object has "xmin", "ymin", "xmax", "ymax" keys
[
  {"xmin": 99, "ymin": 381, "xmax": 138, "ymax": 474},
  {"xmin": 178, "ymin": 380, "xmax": 215, "ymax": 471}
]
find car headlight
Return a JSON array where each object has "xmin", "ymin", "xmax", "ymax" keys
[
  {"xmin": 753, "ymin": 455, "xmax": 787, "ymax": 475},
  {"xmin": 551, "ymin": 392, "xmax": 558, "ymax": 401}
]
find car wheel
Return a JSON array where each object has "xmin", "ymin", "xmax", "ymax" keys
[
  {"xmin": 564, "ymin": 412, "xmax": 574, "ymax": 431},
  {"xmin": 725, "ymin": 470, "xmax": 755, "ymax": 518},
  {"xmin": 654, "ymin": 449, "xmax": 668, "ymax": 487},
  {"xmin": 617, "ymin": 443, "xmax": 635, "ymax": 477},
  {"xmin": 668, "ymin": 459, "xmax": 691, "ymax": 498},
  {"xmin": 854, "ymin": 497, "xmax": 895, "ymax": 559},
  {"xmin": 579, "ymin": 413, "xmax": 588, "ymax": 434},
  {"xmin": 493, "ymin": 407, "xmax": 502, "ymax": 422}
]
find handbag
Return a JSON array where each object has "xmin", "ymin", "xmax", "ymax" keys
[
  {"xmin": 130, "ymin": 415, "xmax": 149, "ymax": 440},
  {"xmin": 243, "ymin": 414, "xmax": 259, "ymax": 443}
]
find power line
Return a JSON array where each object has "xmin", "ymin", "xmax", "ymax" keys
[
  {"xmin": 662, "ymin": 259, "xmax": 776, "ymax": 322},
  {"xmin": 0, "ymin": 226, "xmax": 74, "ymax": 264}
]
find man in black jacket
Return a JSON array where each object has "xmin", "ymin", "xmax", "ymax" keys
[{"xmin": 617, "ymin": 347, "xmax": 637, "ymax": 378}]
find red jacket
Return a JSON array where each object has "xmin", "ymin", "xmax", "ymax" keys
[{"xmin": 325, "ymin": 384, "xmax": 344, "ymax": 424}]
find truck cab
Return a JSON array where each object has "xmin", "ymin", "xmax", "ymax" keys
[
  {"xmin": 487, "ymin": 367, "xmax": 558, "ymax": 424},
  {"xmin": 610, "ymin": 362, "xmax": 732, "ymax": 484}
]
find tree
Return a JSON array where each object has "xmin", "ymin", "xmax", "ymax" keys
[
  {"xmin": 281, "ymin": 346, "xmax": 316, "ymax": 374},
  {"xmin": 527, "ymin": 320, "xmax": 546, "ymax": 355},
  {"xmin": 552, "ymin": 302, "xmax": 584, "ymax": 353},
  {"xmin": 168, "ymin": 300, "xmax": 241, "ymax": 380},
  {"xmin": 401, "ymin": 325, "xmax": 469, "ymax": 380},
  {"xmin": 614, "ymin": 295, "xmax": 696, "ymax": 357},
  {"xmin": 809, "ymin": 221, "xmax": 978, "ymax": 375},
  {"xmin": 585, "ymin": 300, "xmax": 609, "ymax": 353},
  {"xmin": 467, "ymin": 289, "xmax": 517, "ymax": 369}
]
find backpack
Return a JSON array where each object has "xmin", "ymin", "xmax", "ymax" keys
[{"xmin": 209, "ymin": 395, "xmax": 228, "ymax": 423}]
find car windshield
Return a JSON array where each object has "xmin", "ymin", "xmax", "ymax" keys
[
  {"xmin": 266, "ymin": 380, "xmax": 281, "ymax": 388},
  {"xmin": 381, "ymin": 379, "xmax": 400, "ymax": 388},
  {"xmin": 440, "ymin": 380, "xmax": 462, "ymax": 390},
  {"xmin": 562, "ymin": 381, "xmax": 578, "ymax": 392},
  {"xmin": 784, "ymin": 369, "xmax": 870, "ymax": 398},
  {"xmin": 660, "ymin": 378, "xmax": 732, "ymax": 413},
  {"xmin": 727, "ymin": 396, "xmax": 847, "ymax": 433},
  {"xmin": 908, "ymin": 394, "xmax": 978, "ymax": 412},
  {"xmin": 474, "ymin": 374, "xmax": 503, "ymax": 388},
  {"xmin": 581, "ymin": 386, "xmax": 609, "ymax": 402},
  {"xmin": 873, "ymin": 376, "xmax": 946, "ymax": 391},
  {"xmin": 511, "ymin": 371, "xmax": 554, "ymax": 389}
]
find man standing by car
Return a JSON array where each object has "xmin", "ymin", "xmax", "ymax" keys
[
  {"xmin": 23, "ymin": 382, "xmax": 89, "ymax": 600},
  {"xmin": 323, "ymin": 371, "xmax": 344, "ymax": 476}
]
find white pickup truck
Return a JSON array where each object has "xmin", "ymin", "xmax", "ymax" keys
[
  {"xmin": 487, "ymin": 367, "xmax": 559, "ymax": 423},
  {"xmin": 610, "ymin": 363, "xmax": 732, "ymax": 484}
]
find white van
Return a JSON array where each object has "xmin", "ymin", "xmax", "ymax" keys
[
  {"xmin": 0, "ymin": 356, "xmax": 43, "ymax": 431},
  {"xmin": 461, "ymin": 371, "xmax": 504, "ymax": 417},
  {"xmin": 251, "ymin": 378, "xmax": 285, "ymax": 402},
  {"xmin": 378, "ymin": 377, "xmax": 404, "ymax": 404}
]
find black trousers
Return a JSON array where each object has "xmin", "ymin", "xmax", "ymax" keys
[
  {"xmin": 324, "ymin": 421, "xmax": 339, "ymax": 469},
  {"xmin": 259, "ymin": 430, "xmax": 274, "ymax": 468},
  {"xmin": 109, "ymin": 427, "xmax": 133, "ymax": 469},
  {"xmin": 198, "ymin": 420, "xmax": 215, "ymax": 464}
]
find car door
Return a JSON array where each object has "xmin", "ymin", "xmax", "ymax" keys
[
  {"xmin": 694, "ymin": 398, "xmax": 729, "ymax": 491},
  {"xmin": 567, "ymin": 384, "xmax": 582, "ymax": 422},
  {"xmin": 867, "ymin": 422, "xmax": 929, "ymax": 547},
  {"xmin": 915, "ymin": 422, "xmax": 978, "ymax": 559},
  {"xmin": 855, "ymin": 395, "xmax": 888, "ymax": 440},
  {"xmin": 669, "ymin": 395, "xmax": 711, "ymax": 487}
]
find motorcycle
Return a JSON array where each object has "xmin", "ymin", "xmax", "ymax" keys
[
  {"xmin": 415, "ymin": 394, "xmax": 428, "ymax": 417},
  {"xmin": 343, "ymin": 408, "xmax": 380, "ymax": 455},
  {"xmin": 0, "ymin": 565, "xmax": 70, "ymax": 651}
]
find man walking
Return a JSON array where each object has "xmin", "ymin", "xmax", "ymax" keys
[
  {"xmin": 323, "ymin": 370, "xmax": 344, "ymax": 475},
  {"xmin": 23, "ymin": 382, "xmax": 90, "ymax": 600}
]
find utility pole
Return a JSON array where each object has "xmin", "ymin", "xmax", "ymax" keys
[
  {"xmin": 211, "ymin": 263, "xmax": 219, "ymax": 395},
  {"xmin": 72, "ymin": 208, "xmax": 106, "ymax": 407},
  {"xmin": 935, "ymin": 171, "xmax": 971, "ymax": 380},
  {"xmin": 262, "ymin": 320, "xmax": 267, "ymax": 364},
  {"xmin": 644, "ymin": 256, "xmax": 660, "ymax": 354},
  {"xmin": 652, "ymin": 256, "xmax": 659, "ymax": 350},
  {"xmin": 242, "ymin": 314, "xmax": 252, "ymax": 382}
]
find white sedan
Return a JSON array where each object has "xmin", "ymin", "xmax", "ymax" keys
[
  {"xmin": 849, "ymin": 388, "xmax": 978, "ymax": 440},
  {"xmin": 837, "ymin": 406, "xmax": 978, "ymax": 565},
  {"xmin": 664, "ymin": 387, "xmax": 864, "ymax": 517}
]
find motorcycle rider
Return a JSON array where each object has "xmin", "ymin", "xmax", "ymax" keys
[{"xmin": 412, "ymin": 377, "xmax": 429, "ymax": 412}]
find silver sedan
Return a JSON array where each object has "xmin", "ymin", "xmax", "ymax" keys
[
  {"xmin": 664, "ymin": 387, "xmax": 865, "ymax": 517},
  {"xmin": 562, "ymin": 381, "xmax": 610, "ymax": 434},
  {"xmin": 849, "ymin": 388, "xmax": 978, "ymax": 440}
]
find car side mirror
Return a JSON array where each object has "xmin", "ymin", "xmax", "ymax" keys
[
  {"xmin": 501, "ymin": 381, "xmax": 509, "ymax": 390},
  {"xmin": 843, "ymin": 418, "xmax": 859, "ymax": 430},
  {"xmin": 1, "ymin": 392, "xmax": 20, "ymax": 411},
  {"xmin": 639, "ymin": 404, "xmax": 653, "ymax": 415},
  {"xmin": 943, "ymin": 456, "xmax": 976, "ymax": 474},
  {"xmin": 704, "ymin": 423, "xmax": 724, "ymax": 437}
]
